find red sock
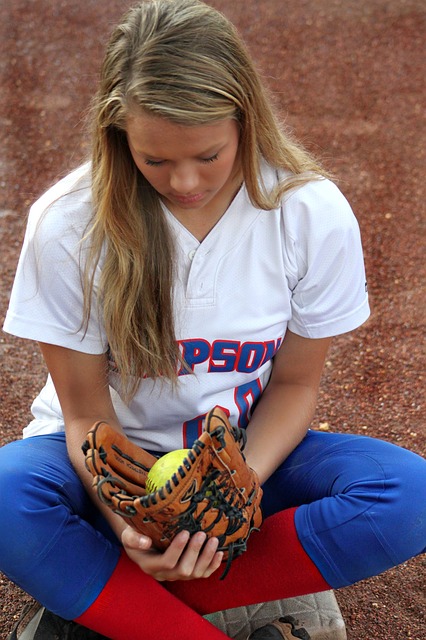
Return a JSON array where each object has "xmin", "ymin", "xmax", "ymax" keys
[
  {"xmin": 167, "ymin": 507, "xmax": 330, "ymax": 614},
  {"xmin": 75, "ymin": 550, "xmax": 230, "ymax": 640}
]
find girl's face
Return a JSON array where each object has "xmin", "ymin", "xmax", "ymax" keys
[{"xmin": 126, "ymin": 113, "xmax": 241, "ymax": 226}]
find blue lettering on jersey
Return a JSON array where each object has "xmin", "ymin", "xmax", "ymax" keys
[
  {"xmin": 178, "ymin": 338, "xmax": 211, "ymax": 375},
  {"xmin": 182, "ymin": 413, "xmax": 205, "ymax": 447},
  {"xmin": 183, "ymin": 406, "xmax": 231, "ymax": 448},
  {"xmin": 209, "ymin": 340, "xmax": 240, "ymax": 372},
  {"xmin": 176, "ymin": 339, "xmax": 283, "ymax": 447},
  {"xmin": 237, "ymin": 342, "xmax": 266, "ymax": 373},
  {"xmin": 178, "ymin": 337, "xmax": 282, "ymax": 376},
  {"xmin": 234, "ymin": 378, "xmax": 263, "ymax": 427}
]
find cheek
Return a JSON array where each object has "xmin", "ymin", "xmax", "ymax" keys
[
  {"xmin": 137, "ymin": 166, "xmax": 167, "ymax": 190},
  {"xmin": 129, "ymin": 151, "xmax": 165, "ymax": 188},
  {"xmin": 214, "ymin": 156, "xmax": 238, "ymax": 182}
]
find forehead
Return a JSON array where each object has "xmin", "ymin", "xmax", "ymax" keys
[{"xmin": 126, "ymin": 113, "xmax": 238, "ymax": 156}]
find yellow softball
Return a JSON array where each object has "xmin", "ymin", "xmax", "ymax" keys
[{"xmin": 146, "ymin": 449, "xmax": 190, "ymax": 493}]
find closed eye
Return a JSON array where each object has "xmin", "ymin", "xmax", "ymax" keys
[
  {"xmin": 144, "ymin": 153, "xmax": 219, "ymax": 167},
  {"xmin": 144, "ymin": 159, "xmax": 164, "ymax": 167},
  {"xmin": 201, "ymin": 153, "xmax": 219, "ymax": 164}
]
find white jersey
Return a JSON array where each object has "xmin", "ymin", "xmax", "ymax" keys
[{"xmin": 3, "ymin": 163, "xmax": 369, "ymax": 452}]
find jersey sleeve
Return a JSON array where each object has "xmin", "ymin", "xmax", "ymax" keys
[
  {"xmin": 3, "ymin": 167, "xmax": 108, "ymax": 354},
  {"xmin": 282, "ymin": 178, "xmax": 370, "ymax": 338}
]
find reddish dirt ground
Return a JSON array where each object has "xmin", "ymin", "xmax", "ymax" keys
[{"xmin": 0, "ymin": 1, "xmax": 424, "ymax": 638}]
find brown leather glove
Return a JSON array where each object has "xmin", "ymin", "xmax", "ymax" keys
[{"xmin": 82, "ymin": 406, "xmax": 263, "ymax": 578}]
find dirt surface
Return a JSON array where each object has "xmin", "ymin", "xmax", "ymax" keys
[{"xmin": 0, "ymin": 1, "xmax": 424, "ymax": 638}]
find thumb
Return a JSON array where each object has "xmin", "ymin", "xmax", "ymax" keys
[{"xmin": 121, "ymin": 525, "xmax": 152, "ymax": 551}]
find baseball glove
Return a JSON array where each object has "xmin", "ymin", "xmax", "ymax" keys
[{"xmin": 82, "ymin": 406, "xmax": 263, "ymax": 578}]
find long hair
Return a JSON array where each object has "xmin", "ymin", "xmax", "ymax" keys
[{"xmin": 85, "ymin": 0, "xmax": 325, "ymax": 400}]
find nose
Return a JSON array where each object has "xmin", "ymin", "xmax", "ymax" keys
[{"xmin": 169, "ymin": 162, "xmax": 199, "ymax": 194}]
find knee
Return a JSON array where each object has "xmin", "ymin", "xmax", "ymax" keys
[
  {"xmin": 0, "ymin": 437, "xmax": 74, "ymax": 573},
  {"xmin": 0, "ymin": 441, "xmax": 33, "ymax": 515},
  {"xmin": 355, "ymin": 442, "xmax": 426, "ymax": 561},
  {"xmin": 0, "ymin": 441, "xmax": 42, "ymax": 573},
  {"xmin": 389, "ymin": 447, "xmax": 426, "ymax": 556},
  {"xmin": 331, "ymin": 440, "xmax": 426, "ymax": 561}
]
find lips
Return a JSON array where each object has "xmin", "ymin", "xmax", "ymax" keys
[{"xmin": 172, "ymin": 192, "xmax": 205, "ymax": 205}]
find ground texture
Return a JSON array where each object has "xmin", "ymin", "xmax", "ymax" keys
[{"xmin": 0, "ymin": 1, "xmax": 424, "ymax": 638}]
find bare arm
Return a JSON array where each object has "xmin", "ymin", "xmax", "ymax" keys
[
  {"xmin": 244, "ymin": 330, "xmax": 332, "ymax": 484},
  {"xmin": 38, "ymin": 342, "xmax": 127, "ymax": 538},
  {"xmin": 38, "ymin": 341, "xmax": 223, "ymax": 580}
]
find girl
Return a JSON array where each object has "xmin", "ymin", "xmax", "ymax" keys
[{"xmin": 1, "ymin": 1, "xmax": 425, "ymax": 639}]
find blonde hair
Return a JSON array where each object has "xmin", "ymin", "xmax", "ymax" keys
[{"xmin": 86, "ymin": 0, "xmax": 325, "ymax": 399}]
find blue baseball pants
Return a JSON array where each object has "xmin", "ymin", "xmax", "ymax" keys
[{"xmin": 0, "ymin": 429, "xmax": 424, "ymax": 620}]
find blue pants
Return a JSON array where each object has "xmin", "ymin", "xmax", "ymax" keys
[{"xmin": 0, "ymin": 430, "xmax": 424, "ymax": 619}]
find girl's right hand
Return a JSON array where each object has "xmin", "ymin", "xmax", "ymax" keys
[{"xmin": 121, "ymin": 525, "xmax": 224, "ymax": 581}]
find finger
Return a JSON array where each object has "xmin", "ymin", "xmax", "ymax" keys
[
  {"xmin": 126, "ymin": 530, "xmax": 191, "ymax": 580},
  {"xmin": 175, "ymin": 531, "xmax": 210, "ymax": 578},
  {"xmin": 121, "ymin": 526, "xmax": 152, "ymax": 551},
  {"xmin": 159, "ymin": 529, "xmax": 191, "ymax": 568},
  {"xmin": 143, "ymin": 530, "xmax": 192, "ymax": 580},
  {"xmin": 190, "ymin": 536, "xmax": 223, "ymax": 579},
  {"xmin": 202, "ymin": 550, "xmax": 224, "ymax": 578}
]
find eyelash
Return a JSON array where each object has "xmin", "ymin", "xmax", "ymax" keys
[
  {"xmin": 144, "ymin": 159, "xmax": 164, "ymax": 166},
  {"xmin": 144, "ymin": 153, "xmax": 219, "ymax": 167},
  {"xmin": 201, "ymin": 153, "xmax": 219, "ymax": 164}
]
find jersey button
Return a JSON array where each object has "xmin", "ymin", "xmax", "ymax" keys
[{"xmin": 188, "ymin": 249, "xmax": 197, "ymax": 260}]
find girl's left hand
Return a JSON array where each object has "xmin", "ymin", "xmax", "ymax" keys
[{"xmin": 121, "ymin": 525, "xmax": 224, "ymax": 581}]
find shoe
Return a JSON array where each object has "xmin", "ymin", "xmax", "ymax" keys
[
  {"xmin": 8, "ymin": 602, "xmax": 110, "ymax": 639},
  {"xmin": 247, "ymin": 615, "xmax": 311, "ymax": 640}
]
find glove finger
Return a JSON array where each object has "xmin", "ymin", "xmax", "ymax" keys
[
  {"xmin": 94, "ymin": 473, "xmax": 131, "ymax": 506},
  {"xmin": 89, "ymin": 452, "xmax": 148, "ymax": 499},
  {"xmin": 82, "ymin": 422, "xmax": 158, "ymax": 488}
]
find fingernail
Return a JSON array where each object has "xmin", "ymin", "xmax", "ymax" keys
[{"xmin": 138, "ymin": 536, "xmax": 150, "ymax": 548}]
